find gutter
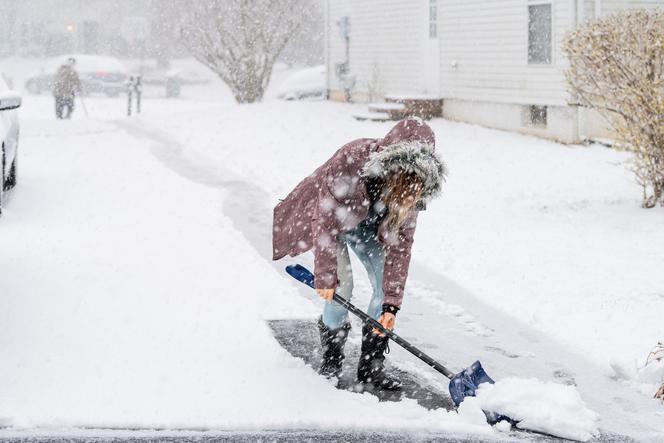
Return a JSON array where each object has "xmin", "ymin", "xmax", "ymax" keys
[
  {"xmin": 324, "ymin": 0, "xmax": 331, "ymax": 99},
  {"xmin": 573, "ymin": 0, "xmax": 585, "ymax": 143}
]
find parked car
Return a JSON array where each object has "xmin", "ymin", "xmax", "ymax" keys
[
  {"xmin": 276, "ymin": 65, "xmax": 326, "ymax": 101},
  {"xmin": 25, "ymin": 54, "xmax": 129, "ymax": 97},
  {"xmin": 140, "ymin": 67, "xmax": 212, "ymax": 86},
  {"xmin": 0, "ymin": 74, "xmax": 21, "ymax": 216}
]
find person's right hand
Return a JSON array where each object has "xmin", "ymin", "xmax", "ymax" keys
[{"xmin": 316, "ymin": 288, "xmax": 335, "ymax": 302}]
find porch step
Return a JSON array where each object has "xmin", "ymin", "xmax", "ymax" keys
[
  {"xmin": 385, "ymin": 93, "xmax": 443, "ymax": 102},
  {"xmin": 354, "ymin": 95, "xmax": 443, "ymax": 122},
  {"xmin": 352, "ymin": 111, "xmax": 392, "ymax": 122},
  {"xmin": 368, "ymin": 102, "xmax": 406, "ymax": 113},
  {"xmin": 384, "ymin": 94, "xmax": 443, "ymax": 119}
]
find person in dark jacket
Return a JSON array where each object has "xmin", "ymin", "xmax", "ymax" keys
[
  {"xmin": 52, "ymin": 58, "xmax": 81, "ymax": 119},
  {"xmin": 273, "ymin": 117, "xmax": 446, "ymax": 389}
]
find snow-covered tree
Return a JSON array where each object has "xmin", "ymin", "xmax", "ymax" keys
[
  {"xmin": 180, "ymin": 0, "xmax": 316, "ymax": 103},
  {"xmin": 564, "ymin": 9, "xmax": 664, "ymax": 208}
]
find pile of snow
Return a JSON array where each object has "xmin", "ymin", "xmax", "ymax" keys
[{"xmin": 476, "ymin": 378, "xmax": 600, "ymax": 442}]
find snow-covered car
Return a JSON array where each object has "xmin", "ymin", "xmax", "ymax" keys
[
  {"xmin": 140, "ymin": 67, "xmax": 212, "ymax": 86},
  {"xmin": 0, "ymin": 74, "xmax": 21, "ymax": 215},
  {"xmin": 276, "ymin": 65, "xmax": 326, "ymax": 101},
  {"xmin": 25, "ymin": 55, "xmax": 129, "ymax": 97}
]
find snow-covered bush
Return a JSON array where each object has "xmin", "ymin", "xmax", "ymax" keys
[
  {"xmin": 180, "ymin": 0, "xmax": 316, "ymax": 103},
  {"xmin": 564, "ymin": 9, "xmax": 664, "ymax": 208}
]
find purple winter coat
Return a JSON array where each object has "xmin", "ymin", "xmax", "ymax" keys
[{"xmin": 272, "ymin": 118, "xmax": 445, "ymax": 308}]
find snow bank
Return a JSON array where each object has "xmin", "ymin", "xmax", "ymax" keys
[{"xmin": 476, "ymin": 378, "xmax": 600, "ymax": 442}]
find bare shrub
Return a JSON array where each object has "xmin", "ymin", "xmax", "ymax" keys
[
  {"xmin": 646, "ymin": 342, "xmax": 664, "ymax": 401},
  {"xmin": 180, "ymin": 0, "xmax": 316, "ymax": 104},
  {"xmin": 564, "ymin": 9, "xmax": 664, "ymax": 208}
]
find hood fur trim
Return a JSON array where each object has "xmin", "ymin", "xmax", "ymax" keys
[{"xmin": 361, "ymin": 141, "xmax": 447, "ymax": 201}]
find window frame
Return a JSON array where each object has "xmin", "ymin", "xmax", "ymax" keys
[
  {"xmin": 526, "ymin": 0, "xmax": 554, "ymax": 65},
  {"xmin": 526, "ymin": 105, "xmax": 548, "ymax": 128},
  {"xmin": 429, "ymin": 0, "xmax": 438, "ymax": 39}
]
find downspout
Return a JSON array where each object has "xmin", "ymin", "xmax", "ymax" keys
[
  {"xmin": 324, "ymin": 0, "xmax": 330, "ymax": 100},
  {"xmin": 573, "ymin": 0, "xmax": 586, "ymax": 143},
  {"xmin": 568, "ymin": 0, "xmax": 584, "ymax": 141},
  {"xmin": 595, "ymin": 0, "xmax": 602, "ymax": 19}
]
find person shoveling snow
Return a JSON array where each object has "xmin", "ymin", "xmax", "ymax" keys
[
  {"xmin": 273, "ymin": 117, "xmax": 601, "ymax": 442},
  {"xmin": 273, "ymin": 117, "xmax": 446, "ymax": 389}
]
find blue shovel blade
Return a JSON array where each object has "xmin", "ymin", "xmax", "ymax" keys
[
  {"xmin": 448, "ymin": 360, "xmax": 495, "ymax": 406},
  {"xmin": 449, "ymin": 361, "xmax": 511, "ymax": 425}
]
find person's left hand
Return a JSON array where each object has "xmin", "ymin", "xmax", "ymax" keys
[{"xmin": 373, "ymin": 312, "xmax": 396, "ymax": 336}]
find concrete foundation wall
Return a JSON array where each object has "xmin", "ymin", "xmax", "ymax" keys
[
  {"xmin": 580, "ymin": 108, "xmax": 619, "ymax": 141},
  {"xmin": 443, "ymin": 99, "xmax": 580, "ymax": 144}
]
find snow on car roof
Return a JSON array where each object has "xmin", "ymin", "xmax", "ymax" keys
[
  {"xmin": 275, "ymin": 65, "xmax": 325, "ymax": 96},
  {"xmin": 45, "ymin": 54, "xmax": 128, "ymax": 73}
]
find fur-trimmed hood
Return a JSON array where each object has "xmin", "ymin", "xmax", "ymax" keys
[
  {"xmin": 362, "ymin": 118, "xmax": 446, "ymax": 201},
  {"xmin": 273, "ymin": 117, "xmax": 441, "ymax": 308}
]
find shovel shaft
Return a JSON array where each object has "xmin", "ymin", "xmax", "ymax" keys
[
  {"xmin": 332, "ymin": 292, "xmax": 456, "ymax": 379},
  {"xmin": 286, "ymin": 264, "xmax": 455, "ymax": 380}
]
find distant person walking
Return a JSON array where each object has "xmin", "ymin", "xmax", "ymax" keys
[{"xmin": 52, "ymin": 58, "xmax": 81, "ymax": 119}]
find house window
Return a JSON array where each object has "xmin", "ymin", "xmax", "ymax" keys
[
  {"xmin": 429, "ymin": 0, "xmax": 438, "ymax": 38},
  {"xmin": 528, "ymin": 1, "xmax": 552, "ymax": 64},
  {"xmin": 526, "ymin": 105, "xmax": 548, "ymax": 128}
]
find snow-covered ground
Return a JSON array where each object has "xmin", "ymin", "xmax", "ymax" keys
[{"xmin": 1, "ymin": 59, "xmax": 663, "ymax": 441}]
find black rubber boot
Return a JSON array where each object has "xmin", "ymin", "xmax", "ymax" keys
[
  {"xmin": 317, "ymin": 317, "xmax": 351, "ymax": 379},
  {"xmin": 357, "ymin": 323, "xmax": 402, "ymax": 390}
]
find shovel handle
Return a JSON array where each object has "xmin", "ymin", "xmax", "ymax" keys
[{"xmin": 286, "ymin": 264, "xmax": 456, "ymax": 380}]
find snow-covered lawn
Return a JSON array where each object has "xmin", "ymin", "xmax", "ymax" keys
[{"xmin": 0, "ymin": 72, "xmax": 663, "ymax": 440}]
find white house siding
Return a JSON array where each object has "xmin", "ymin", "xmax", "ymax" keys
[
  {"xmin": 439, "ymin": 0, "xmax": 573, "ymax": 106},
  {"xmin": 437, "ymin": 0, "xmax": 581, "ymax": 141},
  {"xmin": 326, "ymin": 0, "xmax": 424, "ymax": 101},
  {"xmin": 325, "ymin": 0, "xmax": 663, "ymax": 143},
  {"xmin": 601, "ymin": 0, "xmax": 664, "ymax": 14}
]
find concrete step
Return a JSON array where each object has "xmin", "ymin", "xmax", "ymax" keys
[
  {"xmin": 368, "ymin": 102, "xmax": 406, "ymax": 113},
  {"xmin": 352, "ymin": 111, "xmax": 393, "ymax": 122},
  {"xmin": 384, "ymin": 93, "xmax": 443, "ymax": 102},
  {"xmin": 381, "ymin": 94, "xmax": 443, "ymax": 119}
]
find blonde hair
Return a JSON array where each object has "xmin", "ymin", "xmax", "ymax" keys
[{"xmin": 382, "ymin": 173, "xmax": 423, "ymax": 231}]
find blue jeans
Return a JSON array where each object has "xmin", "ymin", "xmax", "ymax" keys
[{"xmin": 322, "ymin": 222, "xmax": 385, "ymax": 329}]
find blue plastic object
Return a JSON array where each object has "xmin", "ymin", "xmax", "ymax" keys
[{"xmin": 448, "ymin": 360, "xmax": 495, "ymax": 406}]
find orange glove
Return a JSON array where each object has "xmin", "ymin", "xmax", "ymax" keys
[
  {"xmin": 373, "ymin": 312, "xmax": 396, "ymax": 336},
  {"xmin": 315, "ymin": 288, "xmax": 335, "ymax": 302}
]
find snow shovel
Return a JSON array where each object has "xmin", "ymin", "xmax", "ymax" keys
[{"xmin": 286, "ymin": 264, "xmax": 501, "ymax": 416}]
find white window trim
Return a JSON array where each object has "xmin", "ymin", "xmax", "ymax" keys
[
  {"xmin": 526, "ymin": 0, "xmax": 555, "ymax": 66},
  {"xmin": 429, "ymin": 0, "xmax": 439, "ymax": 39}
]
